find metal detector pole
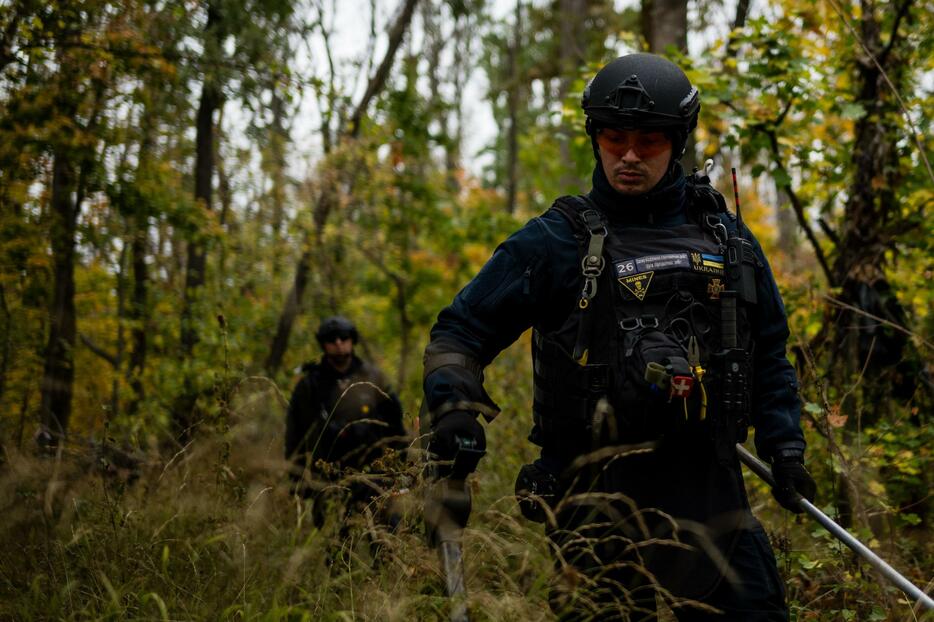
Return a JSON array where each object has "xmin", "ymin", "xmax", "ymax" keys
[
  {"xmin": 438, "ymin": 533, "xmax": 469, "ymax": 622},
  {"xmin": 736, "ymin": 443, "xmax": 934, "ymax": 611},
  {"xmin": 420, "ymin": 401, "xmax": 476, "ymax": 622}
]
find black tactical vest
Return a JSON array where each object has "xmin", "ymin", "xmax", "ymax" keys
[
  {"xmin": 530, "ymin": 189, "xmax": 753, "ymax": 463},
  {"xmin": 311, "ymin": 361, "xmax": 397, "ymax": 468},
  {"xmin": 529, "ymin": 186, "xmax": 759, "ymax": 598}
]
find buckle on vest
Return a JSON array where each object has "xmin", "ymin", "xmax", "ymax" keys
[
  {"xmin": 619, "ymin": 315, "xmax": 659, "ymax": 331},
  {"xmin": 705, "ymin": 214, "xmax": 728, "ymax": 245}
]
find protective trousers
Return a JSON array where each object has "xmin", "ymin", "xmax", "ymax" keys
[{"xmin": 547, "ymin": 516, "xmax": 787, "ymax": 622}]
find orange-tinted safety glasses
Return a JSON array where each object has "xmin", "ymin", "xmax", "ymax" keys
[{"xmin": 595, "ymin": 128, "xmax": 671, "ymax": 159}]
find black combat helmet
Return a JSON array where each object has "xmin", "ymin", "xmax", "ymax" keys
[
  {"xmin": 315, "ymin": 316, "xmax": 358, "ymax": 346},
  {"xmin": 582, "ymin": 53, "xmax": 699, "ymax": 133},
  {"xmin": 582, "ymin": 53, "xmax": 699, "ymax": 163}
]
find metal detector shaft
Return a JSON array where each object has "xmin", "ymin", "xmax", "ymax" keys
[
  {"xmin": 736, "ymin": 443, "xmax": 934, "ymax": 611},
  {"xmin": 439, "ymin": 538, "xmax": 469, "ymax": 622}
]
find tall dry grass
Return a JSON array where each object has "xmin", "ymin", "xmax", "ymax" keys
[{"xmin": 1, "ymin": 342, "xmax": 929, "ymax": 620}]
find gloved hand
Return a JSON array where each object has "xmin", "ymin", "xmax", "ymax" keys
[
  {"xmin": 771, "ymin": 450, "xmax": 816, "ymax": 513},
  {"xmin": 429, "ymin": 410, "xmax": 486, "ymax": 479},
  {"xmin": 515, "ymin": 461, "xmax": 558, "ymax": 523}
]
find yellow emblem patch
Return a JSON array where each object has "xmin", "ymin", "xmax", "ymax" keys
[{"xmin": 620, "ymin": 271, "xmax": 653, "ymax": 301}]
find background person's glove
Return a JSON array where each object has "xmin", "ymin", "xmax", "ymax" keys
[
  {"xmin": 428, "ymin": 410, "xmax": 486, "ymax": 479},
  {"xmin": 770, "ymin": 448, "xmax": 816, "ymax": 513}
]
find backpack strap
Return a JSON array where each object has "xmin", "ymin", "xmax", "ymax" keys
[
  {"xmin": 686, "ymin": 170, "xmax": 731, "ymax": 246},
  {"xmin": 549, "ymin": 195, "xmax": 608, "ymax": 363}
]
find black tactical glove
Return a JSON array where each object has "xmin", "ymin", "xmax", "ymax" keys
[
  {"xmin": 771, "ymin": 448, "xmax": 816, "ymax": 513},
  {"xmin": 429, "ymin": 410, "xmax": 486, "ymax": 479},
  {"xmin": 515, "ymin": 461, "xmax": 559, "ymax": 523}
]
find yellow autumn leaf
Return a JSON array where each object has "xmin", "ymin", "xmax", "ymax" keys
[{"xmin": 868, "ymin": 480, "xmax": 886, "ymax": 496}]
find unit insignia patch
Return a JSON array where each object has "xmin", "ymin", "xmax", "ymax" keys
[
  {"xmin": 620, "ymin": 271, "xmax": 653, "ymax": 301},
  {"xmin": 707, "ymin": 278, "xmax": 726, "ymax": 300}
]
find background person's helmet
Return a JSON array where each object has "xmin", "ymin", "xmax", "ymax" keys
[
  {"xmin": 315, "ymin": 316, "xmax": 358, "ymax": 347},
  {"xmin": 582, "ymin": 53, "xmax": 699, "ymax": 159}
]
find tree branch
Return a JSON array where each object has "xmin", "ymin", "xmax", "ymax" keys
[
  {"xmin": 347, "ymin": 0, "xmax": 420, "ymax": 138},
  {"xmin": 80, "ymin": 333, "xmax": 118, "ymax": 368},
  {"xmin": 732, "ymin": 0, "xmax": 750, "ymax": 30},
  {"xmin": 879, "ymin": 0, "xmax": 912, "ymax": 65},
  {"xmin": 0, "ymin": 0, "xmax": 24, "ymax": 73},
  {"xmin": 817, "ymin": 216, "xmax": 839, "ymax": 246},
  {"xmin": 762, "ymin": 128, "xmax": 836, "ymax": 286},
  {"xmin": 822, "ymin": 294, "xmax": 934, "ymax": 351},
  {"xmin": 724, "ymin": 0, "xmax": 751, "ymax": 59}
]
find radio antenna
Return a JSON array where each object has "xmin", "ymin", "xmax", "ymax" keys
[{"xmin": 730, "ymin": 167, "xmax": 744, "ymax": 235}]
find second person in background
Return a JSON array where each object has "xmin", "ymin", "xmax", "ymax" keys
[{"xmin": 286, "ymin": 316, "xmax": 408, "ymax": 527}]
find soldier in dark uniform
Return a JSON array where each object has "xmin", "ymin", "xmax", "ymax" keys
[
  {"xmin": 286, "ymin": 316, "xmax": 407, "ymax": 525},
  {"xmin": 423, "ymin": 54, "xmax": 816, "ymax": 620}
]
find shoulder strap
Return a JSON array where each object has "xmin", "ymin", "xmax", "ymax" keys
[
  {"xmin": 685, "ymin": 173, "xmax": 734, "ymax": 245},
  {"xmin": 356, "ymin": 360, "xmax": 387, "ymax": 387},
  {"xmin": 548, "ymin": 195, "xmax": 608, "ymax": 363},
  {"xmin": 302, "ymin": 363, "xmax": 321, "ymax": 389},
  {"xmin": 549, "ymin": 195, "xmax": 599, "ymax": 241},
  {"xmin": 685, "ymin": 170, "xmax": 728, "ymax": 215}
]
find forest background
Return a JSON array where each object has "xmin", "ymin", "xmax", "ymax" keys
[{"xmin": 0, "ymin": 0, "xmax": 931, "ymax": 619}]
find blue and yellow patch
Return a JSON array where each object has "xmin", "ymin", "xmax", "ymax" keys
[{"xmin": 690, "ymin": 251, "xmax": 725, "ymax": 275}]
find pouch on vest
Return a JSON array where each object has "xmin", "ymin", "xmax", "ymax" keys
[{"xmin": 618, "ymin": 327, "xmax": 695, "ymax": 437}]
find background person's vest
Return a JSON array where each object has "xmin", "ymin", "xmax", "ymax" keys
[{"xmin": 312, "ymin": 362, "xmax": 396, "ymax": 469}]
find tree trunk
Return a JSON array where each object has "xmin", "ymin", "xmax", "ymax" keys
[
  {"xmin": 641, "ymin": 0, "xmax": 693, "ymax": 171},
  {"xmin": 215, "ymin": 107, "xmax": 235, "ymax": 278},
  {"xmin": 175, "ymin": 3, "xmax": 222, "ymax": 440},
  {"xmin": 445, "ymin": 14, "xmax": 468, "ymax": 193},
  {"xmin": 823, "ymin": 0, "xmax": 919, "ymax": 537},
  {"xmin": 110, "ymin": 243, "xmax": 127, "ymax": 422},
  {"xmin": 829, "ymin": 0, "xmax": 912, "ymax": 390},
  {"xmin": 180, "ymin": 81, "xmax": 220, "ymax": 358},
  {"xmin": 733, "ymin": 0, "xmax": 750, "ymax": 30},
  {"xmin": 505, "ymin": 0, "xmax": 523, "ymax": 213},
  {"xmin": 775, "ymin": 188, "xmax": 800, "ymax": 267},
  {"xmin": 266, "ymin": 88, "xmax": 288, "ymax": 277},
  {"xmin": 126, "ymin": 216, "xmax": 148, "ymax": 416},
  {"xmin": 557, "ymin": 0, "xmax": 586, "ymax": 191},
  {"xmin": 39, "ymin": 150, "xmax": 78, "ymax": 447},
  {"xmin": 264, "ymin": 245, "xmax": 312, "ymax": 375},
  {"xmin": 641, "ymin": 0, "xmax": 687, "ymax": 53},
  {"xmin": 0, "ymin": 285, "xmax": 9, "ymax": 404},
  {"xmin": 394, "ymin": 275, "xmax": 411, "ymax": 390}
]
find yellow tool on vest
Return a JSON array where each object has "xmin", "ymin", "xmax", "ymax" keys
[{"xmin": 688, "ymin": 336, "xmax": 707, "ymax": 420}]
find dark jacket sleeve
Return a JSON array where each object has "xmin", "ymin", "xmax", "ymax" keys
[
  {"xmin": 746, "ymin": 232, "xmax": 807, "ymax": 460},
  {"xmin": 424, "ymin": 211, "xmax": 578, "ymax": 421},
  {"xmin": 285, "ymin": 373, "xmax": 321, "ymax": 475}
]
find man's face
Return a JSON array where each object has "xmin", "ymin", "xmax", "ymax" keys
[
  {"xmin": 596, "ymin": 128, "xmax": 673, "ymax": 196},
  {"xmin": 323, "ymin": 336, "xmax": 353, "ymax": 366}
]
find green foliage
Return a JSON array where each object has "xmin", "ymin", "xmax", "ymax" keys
[{"xmin": 0, "ymin": 0, "xmax": 931, "ymax": 619}]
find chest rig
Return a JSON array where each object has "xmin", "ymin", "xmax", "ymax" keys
[
  {"xmin": 530, "ymin": 177, "xmax": 758, "ymax": 467},
  {"xmin": 310, "ymin": 362, "xmax": 394, "ymax": 466}
]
